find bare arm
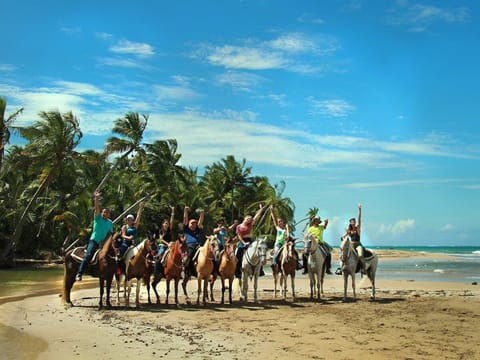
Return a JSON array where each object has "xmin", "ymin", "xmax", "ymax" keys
[
  {"xmin": 134, "ymin": 202, "xmax": 144, "ymax": 228},
  {"xmin": 357, "ymin": 204, "xmax": 362, "ymax": 235},
  {"xmin": 183, "ymin": 206, "xmax": 189, "ymax": 226},
  {"xmin": 93, "ymin": 191, "xmax": 101, "ymax": 216},
  {"xmin": 252, "ymin": 205, "xmax": 264, "ymax": 225},
  {"xmin": 198, "ymin": 209, "xmax": 205, "ymax": 229},
  {"xmin": 270, "ymin": 206, "xmax": 278, "ymax": 227},
  {"xmin": 169, "ymin": 206, "xmax": 175, "ymax": 231}
]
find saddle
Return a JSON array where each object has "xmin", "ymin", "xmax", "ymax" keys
[{"xmin": 70, "ymin": 246, "xmax": 101, "ymax": 266}]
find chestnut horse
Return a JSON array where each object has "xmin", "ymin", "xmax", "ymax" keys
[
  {"xmin": 63, "ymin": 231, "xmax": 119, "ymax": 309},
  {"xmin": 218, "ymin": 238, "xmax": 237, "ymax": 304},
  {"xmin": 150, "ymin": 239, "xmax": 188, "ymax": 306},
  {"xmin": 122, "ymin": 236, "xmax": 157, "ymax": 307}
]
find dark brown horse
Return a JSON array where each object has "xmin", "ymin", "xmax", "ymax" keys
[{"xmin": 63, "ymin": 231, "xmax": 119, "ymax": 309}]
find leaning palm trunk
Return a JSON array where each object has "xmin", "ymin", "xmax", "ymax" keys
[
  {"xmin": 0, "ymin": 173, "xmax": 50, "ymax": 265},
  {"xmin": 95, "ymin": 148, "xmax": 134, "ymax": 193}
]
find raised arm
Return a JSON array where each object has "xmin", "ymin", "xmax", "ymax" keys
[
  {"xmin": 270, "ymin": 206, "xmax": 278, "ymax": 227},
  {"xmin": 134, "ymin": 201, "xmax": 144, "ymax": 228},
  {"xmin": 252, "ymin": 205, "xmax": 264, "ymax": 225},
  {"xmin": 183, "ymin": 206, "xmax": 189, "ymax": 226},
  {"xmin": 169, "ymin": 206, "xmax": 175, "ymax": 231},
  {"xmin": 93, "ymin": 191, "xmax": 101, "ymax": 216},
  {"xmin": 357, "ymin": 204, "xmax": 362, "ymax": 235},
  {"xmin": 198, "ymin": 209, "xmax": 205, "ymax": 229}
]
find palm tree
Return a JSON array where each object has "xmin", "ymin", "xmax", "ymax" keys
[
  {"xmin": 96, "ymin": 112, "xmax": 148, "ymax": 192},
  {"xmin": 0, "ymin": 110, "xmax": 82, "ymax": 264},
  {"xmin": 206, "ymin": 155, "xmax": 252, "ymax": 223},
  {"xmin": 0, "ymin": 97, "xmax": 24, "ymax": 167}
]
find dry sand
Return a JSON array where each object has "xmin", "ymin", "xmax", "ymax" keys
[{"xmin": 1, "ymin": 250, "xmax": 480, "ymax": 360}]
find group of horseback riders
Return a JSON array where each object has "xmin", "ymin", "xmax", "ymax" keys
[{"xmin": 74, "ymin": 191, "xmax": 366, "ymax": 282}]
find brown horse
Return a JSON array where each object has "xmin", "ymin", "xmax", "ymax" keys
[
  {"xmin": 123, "ymin": 236, "xmax": 157, "ymax": 307},
  {"xmin": 218, "ymin": 238, "xmax": 237, "ymax": 304},
  {"xmin": 280, "ymin": 241, "xmax": 298, "ymax": 301},
  {"xmin": 163, "ymin": 239, "xmax": 188, "ymax": 306},
  {"xmin": 62, "ymin": 232, "xmax": 119, "ymax": 309},
  {"xmin": 195, "ymin": 235, "xmax": 219, "ymax": 305}
]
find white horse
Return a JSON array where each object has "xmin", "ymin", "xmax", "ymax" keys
[
  {"xmin": 340, "ymin": 235, "xmax": 378, "ymax": 302},
  {"xmin": 239, "ymin": 237, "xmax": 268, "ymax": 303},
  {"xmin": 303, "ymin": 233, "xmax": 327, "ymax": 300}
]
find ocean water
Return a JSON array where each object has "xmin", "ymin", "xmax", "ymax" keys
[{"xmin": 367, "ymin": 246, "xmax": 480, "ymax": 284}]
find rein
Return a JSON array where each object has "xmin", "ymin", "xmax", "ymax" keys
[{"xmin": 244, "ymin": 239, "xmax": 263, "ymax": 268}]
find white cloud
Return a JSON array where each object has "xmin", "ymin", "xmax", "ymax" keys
[
  {"xmin": 60, "ymin": 26, "xmax": 81, "ymax": 34},
  {"xmin": 0, "ymin": 64, "xmax": 16, "ymax": 72},
  {"xmin": 440, "ymin": 224, "xmax": 454, "ymax": 232},
  {"xmin": 153, "ymin": 85, "xmax": 201, "ymax": 102},
  {"xmin": 378, "ymin": 219, "xmax": 415, "ymax": 236},
  {"xmin": 194, "ymin": 32, "xmax": 341, "ymax": 74},
  {"xmin": 386, "ymin": 3, "xmax": 470, "ymax": 32},
  {"xmin": 206, "ymin": 45, "xmax": 286, "ymax": 70},
  {"xmin": 96, "ymin": 57, "xmax": 152, "ymax": 70},
  {"xmin": 297, "ymin": 13, "xmax": 325, "ymax": 25},
  {"xmin": 109, "ymin": 39, "xmax": 155, "ymax": 58},
  {"xmin": 308, "ymin": 98, "xmax": 355, "ymax": 118},
  {"xmin": 215, "ymin": 71, "xmax": 263, "ymax": 92}
]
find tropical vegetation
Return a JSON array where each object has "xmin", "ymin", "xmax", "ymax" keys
[{"xmin": 0, "ymin": 97, "xmax": 296, "ymax": 267}]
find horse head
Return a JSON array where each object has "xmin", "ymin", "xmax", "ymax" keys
[
  {"xmin": 303, "ymin": 233, "xmax": 317, "ymax": 254},
  {"xmin": 257, "ymin": 237, "xmax": 268, "ymax": 265},
  {"xmin": 224, "ymin": 237, "xmax": 237, "ymax": 261},
  {"xmin": 340, "ymin": 235, "xmax": 352, "ymax": 262},
  {"xmin": 205, "ymin": 234, "xmax": 219, "ymax": 259},
  {"xmin": 146, "ymin": 232, "xmax": 158, "ymax": 257}
]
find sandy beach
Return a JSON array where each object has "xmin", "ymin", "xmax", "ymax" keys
[{"xmin": 1, "ymin": 250, "xmax": 480, "ymax": 360}]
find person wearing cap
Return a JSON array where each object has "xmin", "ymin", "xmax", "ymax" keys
[
  {"xmin": 183, "ymin": 206, "xmax": 205, "ymax": 266},
  {"xmin": 119, "ymin": 202, "xmax": 145, "ymax": 257},
  {"xmin": 75, "ymin": 191, "xmax": 113, "ymax": 281},
  {"xmin": 305, "ymin": 215, "xmax": 332, "ymax": 274}
]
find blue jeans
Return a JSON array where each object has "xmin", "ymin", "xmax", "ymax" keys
[{"xmin": 77, "ymin": 240, "xmax": 99, "ymax": 275}]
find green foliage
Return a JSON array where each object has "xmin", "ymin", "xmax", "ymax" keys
[{"xmin": 0, "ymin": 110, "xmax": 296, "ymax": 263}]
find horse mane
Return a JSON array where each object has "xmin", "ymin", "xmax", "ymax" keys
[{"xmin": 98, "ymin": 232, "xmax": 114, "ymax": 258}]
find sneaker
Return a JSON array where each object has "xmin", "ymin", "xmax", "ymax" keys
[
  {"xmin": 75, "ymin": 273, "xmax": 82, "ymax": 281},
  {"xmin": 302, "ymin": 269, "xmax": 308, "ymax": 275},
  {"xmin": 335, "ymin": 268, "xmax": 342, "ymax": 275},
  {"xmin": 326, "ymin": 269, "xmax": 333, "ymax": 275}
]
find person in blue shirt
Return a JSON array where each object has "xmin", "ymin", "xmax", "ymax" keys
[
  {"xmin": 119, "ymin": 202, "xmax": 144, "ymax": 256},
  {"xmin": 183, "ymin": 206, "xmax": 205, "ymax": 266},
  {"xmin": 76, "ymin": 191, "xmax": 113, "ymax": 282}
]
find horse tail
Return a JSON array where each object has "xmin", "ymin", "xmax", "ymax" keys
[{"xmin": 62, "ymin": 250, "xmax": 76, "ymax": 304}]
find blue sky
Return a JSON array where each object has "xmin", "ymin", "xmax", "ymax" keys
[{"xmin": 1, "ymin": 0, "xmax": 479, "ymax": 246}]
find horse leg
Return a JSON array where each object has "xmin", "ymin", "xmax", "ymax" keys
[
  {"xmin": 174, "ymin": 278, "xmax": 181, "ymax": 307},
  {"xmin": 98, "ymin": 278, "xmax": 104, "ymax": 310},
  {"xmin": 220, "ymin": 277, "xmax": 225, "ymax": 304},
  {"xmin": 291, "ymin": 275, "xmax": 295, "ymax": 302},
  {"xmin": 319, "ymin": 269, "xmax": 324, "ymax": 300},
  {"xmin": 253, "ymin": 272, "xmax": 259, "ymax": 303},
  {"xmin": 228, "ymin": 277, "xmax": 233, "ymax": 304},
  {"xmin": 106, "ymin": 275, "xmax": 113, "ymax": 308},
  {"xmin": 135, "ymin": 278, "xmax": 142, "ymax": 307},
  {"xmin": 282, "ymin": 273, "xmax": 287, "ymax": 300},
  {"xmin": 182, "ymin": 276, "xmax": 190, "ymax": 304},
  {"xmin": 152, "ymin": 276, "xmax": 161, "ymax": 304},
  {"xmin": 351, "ymin": 273, "xmax": 356, "ymax": 301},
  {"xmin": 203, "ymin": 278, "xmax": 208, "ymax": 306},
  {"xmin": 144, "ymin": 274, "xmax": 151, "ymax": 304},
  {"xmin": 343, "ymin": 273, "xmax": 348, "ymax": 302},
  {"xmin": 209, "ymin": 275, "xmax": 216, "ymax": 302},
  {"xmin": 125, "ymin": 279, "xmax": 131, "ymax": 307},
  {"xmin": 166, "ymin": 277, "xmax": 171, "ymax": 305},
  {"xmin": 196, "ymin": 277, "xmax": 201, "ymax": 305},
  {"xmin": 240, "ymin": 271, "xmax": 247, "ymax": 302}
]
